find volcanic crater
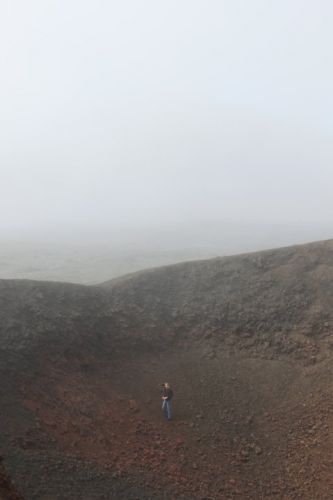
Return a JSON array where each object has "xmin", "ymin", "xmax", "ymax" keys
[{"xmin": 1, "ymin": 240, "xmax": 333, "ymax": 499}]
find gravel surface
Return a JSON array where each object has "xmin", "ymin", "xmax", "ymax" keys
[{"xmin": 1, "ymin": 239, "xmax": 333, "ymax": 498}]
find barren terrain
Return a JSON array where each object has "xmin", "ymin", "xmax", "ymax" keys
[{"xmin": 1, "ymin": 240, "xmax": 333, "ymax": 498}]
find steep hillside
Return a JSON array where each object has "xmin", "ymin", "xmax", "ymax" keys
[
  {"xmin": 102, "ymin": 239, "xmax": 333, "ymax": 362},
  {"xmin": 1, "ymin": 240, "xmax": 333, "ymax": 499}
]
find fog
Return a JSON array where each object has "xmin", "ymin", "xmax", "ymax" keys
[{"xmin": 1, "ymin": 1, "xmax": 333, "ymax": 278}]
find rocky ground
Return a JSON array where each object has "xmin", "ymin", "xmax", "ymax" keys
[
  {"xmin": 0, "ymin": 458, "xmax": 24, "ymax": 500},
  {"xmin": 1, "ymin": 239, "xmax": 333, "ymax": 498}
]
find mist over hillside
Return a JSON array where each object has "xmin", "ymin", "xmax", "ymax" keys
[
  {"xmin": 2, "ymin": 0, "xmax": 333, "ymax": 497},
  {"xmin": 1, "ymin": 221, "xmax": 332, "ymax": 284}
]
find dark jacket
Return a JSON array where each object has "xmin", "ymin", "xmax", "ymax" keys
[{"xmin": 163, "ymin": 387, "xmax": 173, "ymax": 401}]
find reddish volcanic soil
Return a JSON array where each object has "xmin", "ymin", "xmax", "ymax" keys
[
  {"xmin": 1, "ymin": 240, "xmax": 333, "ymax": 498},
  {"xmin": 5, "ymin": 347, "xmax": 333, "ymax": 499}
]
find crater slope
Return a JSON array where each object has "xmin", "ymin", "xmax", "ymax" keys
[{"xmin": 1, "ymin": 240, "xmax": 333, "ymax": 499}]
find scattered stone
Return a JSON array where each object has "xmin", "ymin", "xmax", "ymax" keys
[{"xmin": 128, "ymin": 399, "xmax": 139, "ymax": 412}]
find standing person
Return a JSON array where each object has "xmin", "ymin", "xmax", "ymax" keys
[{"xmin": 161, "ymin": 382, "xmax": 173, "ymax": 421}]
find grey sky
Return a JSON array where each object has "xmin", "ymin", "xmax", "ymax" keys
[{"xmin": 1, "ymin": 0, "xmax": 333, "ymax": 241}]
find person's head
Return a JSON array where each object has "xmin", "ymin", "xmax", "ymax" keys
[{"xmin": 164, "ymin": 382, "xmax": 170, "ymax": 389}]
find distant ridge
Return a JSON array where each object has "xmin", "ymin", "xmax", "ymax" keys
[{"xmin": 1, "ymin": 238, "xmax": 333, "ymax": 361}]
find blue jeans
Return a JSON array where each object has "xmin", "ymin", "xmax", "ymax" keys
[{"xmin": 162, "ymin": 399, "xmax": 172, "ymax": 420}]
